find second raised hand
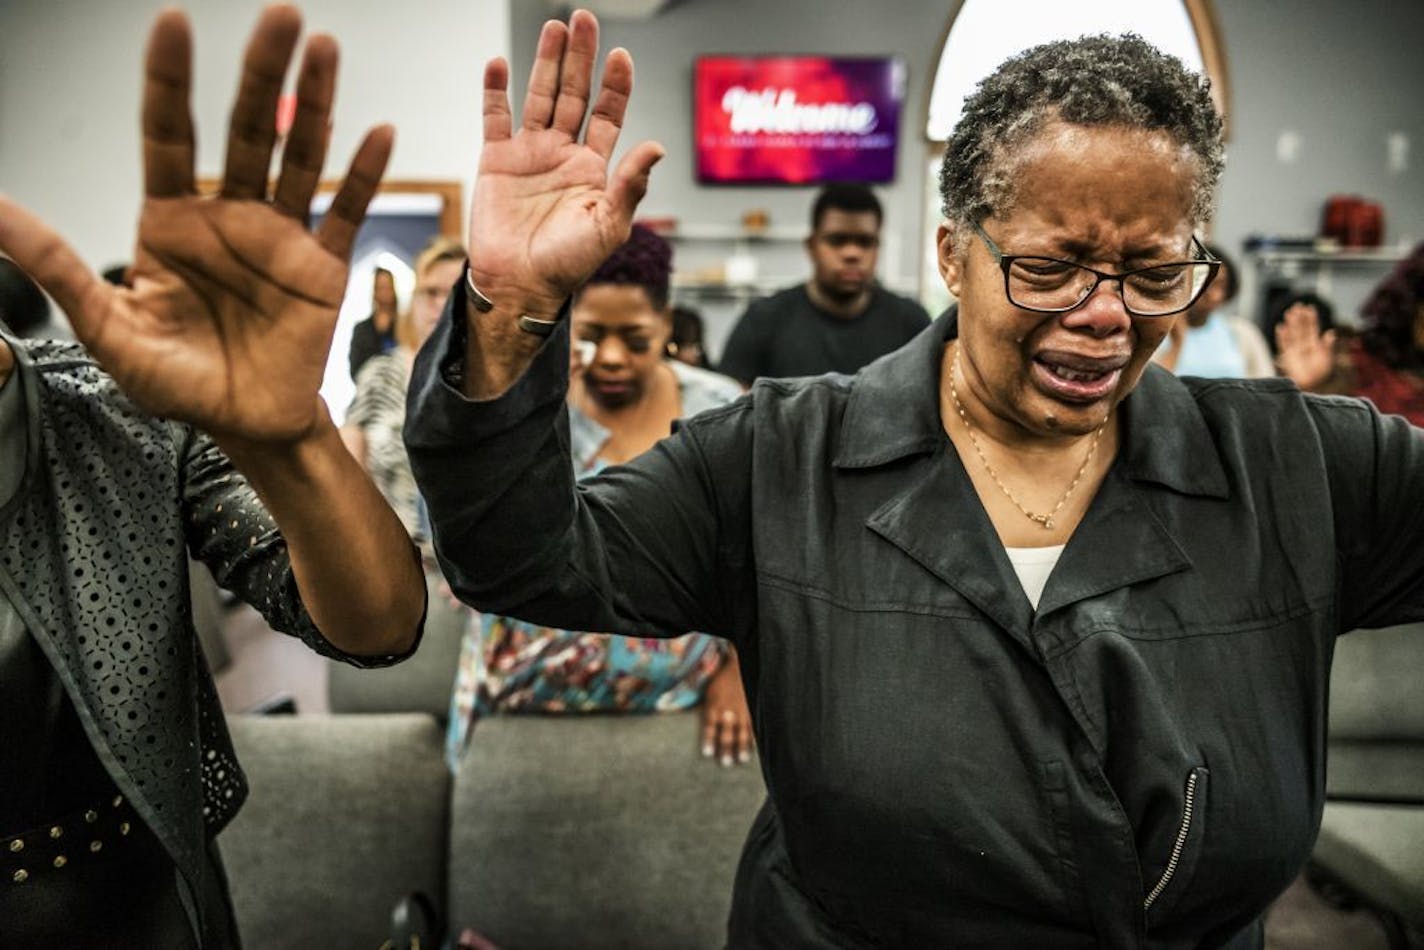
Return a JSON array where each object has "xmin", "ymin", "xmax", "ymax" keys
[
  {"xmin": 466, "ymin": 9, "xmax": 665, "ymax": 322},
  {"xmin": 1275, "ymin": 302, "xmax": 1337, "ymax": 391}
]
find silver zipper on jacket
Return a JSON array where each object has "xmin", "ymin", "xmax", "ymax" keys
[{"xmin": 1143, "ymin": 770, "xmax": 1200, "ymax": 910}]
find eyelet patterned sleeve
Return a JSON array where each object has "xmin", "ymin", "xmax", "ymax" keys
[{"xmin": 176, "ymin": 424, "xmax": 411, "ymax": 668}]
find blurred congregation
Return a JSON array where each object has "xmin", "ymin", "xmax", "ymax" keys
[{"xmin": 1, "ymin": 1, "xmax": 1422, "ymax": 948}]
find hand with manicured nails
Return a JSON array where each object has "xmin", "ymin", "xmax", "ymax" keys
[
  {"xmin": 467, "ymin": 9, "xmax": 664, "ymax": 323},
  {"xmin": 0, "ymin": 6, "xmax": 392, "ymax": 446},
  {"xmin": 700, "ymin": 652, "xmax": 755, "ymax": 768}
]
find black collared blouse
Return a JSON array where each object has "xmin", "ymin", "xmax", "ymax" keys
[{"xmin": 406, "ymin": 296, "xmax": 1424, "ymax": 950}]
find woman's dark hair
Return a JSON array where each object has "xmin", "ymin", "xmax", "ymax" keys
[
  {"xmin": 670, "ymin": 305, "xmax": 711, "ymax": 368},
  {"xmin": 584, "ymin": 224, "xmax": 673, "ymax": 310},
  {"xmin": 670, "ymin": 305, "xmax": 704, "ymax": 346},
  {"xmin": 1359, "ymin": 242, "xmax": 1424, "ymax": 370}
]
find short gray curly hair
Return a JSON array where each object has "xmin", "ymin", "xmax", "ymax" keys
[{"xmin": 939, "ymin": 33, "xmax": 1223, "ymax": 238}]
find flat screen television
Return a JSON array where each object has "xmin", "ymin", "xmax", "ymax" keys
[{"xmin": 693, "ymin": 55, "xmax": 906, "ymax": 185}]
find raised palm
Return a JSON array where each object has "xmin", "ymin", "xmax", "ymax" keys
[
  {"xmin": 1275, "ymin": 301, "xmax": 1338, "ymax": 391},
  {"xmin": 0, "ymin": 7, "xmax": 391, "ymax": 444},
  {"xmin": 467, "ymin": 11, "xmax": 664, "ymax": 314}
]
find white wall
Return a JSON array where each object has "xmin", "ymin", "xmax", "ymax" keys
[{"xmin": 0, "ymin": 0, "xmax": 510, "ymax": 272}]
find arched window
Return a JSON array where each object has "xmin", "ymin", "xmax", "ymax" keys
[{"xmin": 918, "ymin": 0, "xmax": 1228, "ymax": 313}]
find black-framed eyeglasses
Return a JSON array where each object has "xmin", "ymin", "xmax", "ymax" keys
[{"xmin": 972, "ymin": 221, "xmax": 1220, "ymax": 319}]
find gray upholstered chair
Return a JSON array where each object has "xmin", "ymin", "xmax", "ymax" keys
[
  {"xmin": 219, "ymin": 709, "xmax": 764, "ymax": 948},
  {"xmin": 1314, "ymin": 623, "xmax": 1424, "ymax": 941},
  {"xmin": 219, "ymin": 713, "xmax": 450, "ymax": 949},
  {"xmin": 448, "ymin": 711, "xmax": 768, "ymax": 949}
]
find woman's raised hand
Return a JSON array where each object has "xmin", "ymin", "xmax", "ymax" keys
[
  {"xmin": 1275, "ymin": 302, "xmax": 1338, "ymax": 391},
  {"xmin": 0, "ymin": 6, "xmax": 391, "ymax": 445},
  {"xmin": 466, "ymin": 10, "xmax": 664, "ymax": 321}
]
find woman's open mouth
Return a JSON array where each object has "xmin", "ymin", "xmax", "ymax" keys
[{"xmin": 1031, "ymin": 352, "xmax": 1127, "ymax": 403}]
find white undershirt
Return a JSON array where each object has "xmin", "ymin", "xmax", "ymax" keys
[{"xmin": 1004, "ymin": 544, "xmax": 1066, "ymax": 610}]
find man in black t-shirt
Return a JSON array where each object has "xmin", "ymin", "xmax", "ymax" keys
[{"xmin": 718, "ymin": 184, "xmax": 929, "ymax": 385}]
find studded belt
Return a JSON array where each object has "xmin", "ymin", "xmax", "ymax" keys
[{"xmin": 3, "ymin": 794, "xmax": 139, "ymax": 885}]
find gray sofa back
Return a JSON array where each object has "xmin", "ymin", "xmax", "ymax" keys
[
  {"xmin": 221, "ymin": 714, "xmax": 451, "ymax": 949},
  {"xmin": 220, "ymin": 710, "xmax": 766, "ymax": 949},
  {"xmin": 450, "ymin": 713, "xmax": 767, "ymax": 948},
  {"xmin": 1313, "ymin": 624, "xmax": 1424, "ymax": 933},
  {"xmin": 1325, "ymin": 623, "xmax": 1424, "ymax": 802}
]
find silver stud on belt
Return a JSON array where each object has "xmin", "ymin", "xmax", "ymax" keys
[{"xmin": 5, "ymin": 796, "xmax": 134, "ymax": 882}]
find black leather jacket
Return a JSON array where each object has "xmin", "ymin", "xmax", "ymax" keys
[
  {"xmin": 0, "ymin": 334, "xmax": 413, "ymax": 944},
  {"xmin": 407, "ymin": 297, "xmax": 1424, "ymax": 949}
]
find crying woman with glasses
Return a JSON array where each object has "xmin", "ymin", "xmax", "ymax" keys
[{"xmin": 407, "ymin": 16, "xmax": 1424, "ymax": 947}]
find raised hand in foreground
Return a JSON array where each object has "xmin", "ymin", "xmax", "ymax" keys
[
  {"xmin": 0, "ymin": 5, "xmax": 391, "ymax": 445},
  {"xmin": 460, "ymin": 9, "xmax": 664, "ymax": 398},
  {"xmin": 0, "ymin": 6, "xmax": 422, "ymax": 655}
]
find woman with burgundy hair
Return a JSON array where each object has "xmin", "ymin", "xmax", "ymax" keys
[{"xmin": 445, "ymin": 225, "xmax": 754, "ymax": 770}]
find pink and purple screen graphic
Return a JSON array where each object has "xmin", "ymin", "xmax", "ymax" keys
[{"xmin": 694, "ymin": 56, "xmax": 905, "ymax": 185}]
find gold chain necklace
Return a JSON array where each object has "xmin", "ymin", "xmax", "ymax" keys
[{"xmin": 947, "ymin": 345, "xmax": 1106, "ymax": 530}]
